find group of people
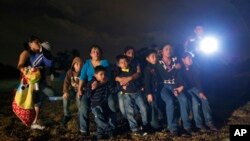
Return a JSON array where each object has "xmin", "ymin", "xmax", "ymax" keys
[{"xmin": 16, "ymin": 25, "xmax": 218, "ymax": 139}]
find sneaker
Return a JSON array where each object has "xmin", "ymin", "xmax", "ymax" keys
[
  {"xmin": 184, "ymin": 128, "xmax": 196, "ymax": 136},
  {"xmin": 80, "ymin": 130, "xmax": 90, "ymax": 136},
  {"xmin": 31, "ymin": 123, "xmax": 45, "ymax": 130},
  {"xmin": 170, "ymin": 130, "xmax": 180, "ymax": 137},
  {"xmin": 132, "ymin": 130, "xmax": 147, "ymax": 136},
  {"xmin": 207, "ymin": 124, "xmax": 218, "ymax": 132},
  {"xmin": 198, "ymin": 126, "xmax": 209, "ymax": 133}
]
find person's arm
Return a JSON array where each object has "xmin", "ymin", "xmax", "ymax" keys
[
  {"xmin": 174, "ymin": 70, "xmax": 185, "ymax": 96},
  {"xmin": 63, "ymin": 70, "xmax": 71, "ymax": 99},
  {"xmin": 144, "ymin": 67, "xmax": 153, "ymax": 103},
  {"xmin": 77, "ymin": 62, "xmax": 88, "ymax": 97},
  {"xmin": 17, "ymin": 50, "xmax": 29, "ymax": 74}
]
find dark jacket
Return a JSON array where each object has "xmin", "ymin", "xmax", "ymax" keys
[
  {"xmin": 86, "ymin": 77, "xmax": 119, "ymax": 108},
  {"xmin": 116, "ymin": 66, "xmax": 140, "ymax": 93},
  {"xmin": 144, "ymin": 63, "xmax": 158, "ymax": 96},
  {"xmin": 181, "ymin": 65, "xmax": 204, "ymax": 93}
]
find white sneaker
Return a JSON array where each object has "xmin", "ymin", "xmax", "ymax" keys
[{"xmin": 31, "ymin": 123, "xmax": 45, "ymax": 130}]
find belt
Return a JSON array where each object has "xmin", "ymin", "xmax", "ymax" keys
[{"xmin": 163, "ymin": 79, "xmax": 175, "ymax": 84}]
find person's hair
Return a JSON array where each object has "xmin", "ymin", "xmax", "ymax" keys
[
  {"xmin": 160, "ymin": 42, "xmax": 172, "ymax": 50},
  {"xmin": 89, "ymin": 44, "xmax": 103, "ymax": 55},
  {"xmin": 94, "ymin": 65, "xmax": 106, "ymax": 74},
  {"xmin": 23, "ymin": 35, "xmax": 41, "ymax": 50},
  {"xmin": 181, "ymin": 52, "xmax": 193, "ymax": 59},
  {"xmin": 124, "ymin": 46, "xmax": 134, "ymax": 54},
  {"xmin": 145, "ymin": 49, "xmax": 157, "ymax": 58},
  {"xmin": 116, "ymin": 54, "xmax": 129, "ymax": 63}
]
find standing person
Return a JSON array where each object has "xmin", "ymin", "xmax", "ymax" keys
[
  {"xmin": 155, "ymin": 43, "xmax": 193, "ymax": 136},
  {"xmin": 86, "ymin": 66, "xmax": 119, "ymax": 140},
  {"xmin": 181, "ymin": 52, "xmax": 218, "ymax": 132},
  {"xmin": 61, "ymin": 57, "xmax": 83, "ymax": 127},
  {"xmin": 184, "ymin": 25, "xmax": 205, "ymax": 57},
  {"xmin": 17, "ymin": 36, "xmax": 53, "ymax": 130},
  {"xmin": 77, "ymin": 45, "xmax": 117, "ymax": 135},
  {"xmin": 115, "ymin": 55, "xmax": 148, "ymax": 136},
  {"xmin": 144, "ymin": 49, "xmax": 161, "ymax": 131}
]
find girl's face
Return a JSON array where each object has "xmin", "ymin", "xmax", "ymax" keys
[
  {"xmin": 182, "ymin": 56, "xmax": 193, "ymax": 66},
  {"xmin": 74, "ymin": 63, "xmax": 81, "ymax": 73},
  {"xmin": 146, "ymin": 53, "xmax": 157, "ymax": 64},
  {"xmin": 162, "ymin": 45, "xmax": 172, "ymax": 58},
  {"xmin": 125, "ymin": 49, "xmax": 135, "ymax": 59},
  {"xmin": 29, "ymin": 40, "xmax": 41, "ymax": 52},
  {"xmin": 90, "ymin": 48, "xmax": 101, "ymax": 61},
  {"xmin": 118, "ymin": 58, "xmax": 128, "ymax": 69}
]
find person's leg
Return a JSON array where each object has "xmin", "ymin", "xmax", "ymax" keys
[
  {"xmin": 118, "ymin": 92, "xmax": 126, "ymax": 118},
  {"xmin": 149, "ymin": 95, "xmax": 161, "ymax": 129},
  {"xmin": 134, "ymin": 93, "xmax": 148, "ymax": 127},
  {"xmin": 77, "ymin": 94, "xmax": 89, "ymax": 133},
  {"xmin": 107, "ymin": 93, "xmax": 117, "ymax": 130},
  {"xmin": 123, "ymin": 94, "xmax": 139, "ymax": 132},
  {"xmin": 176, "ymin": 92, "xmax": 192, "ymax": 130},
  {"xmin": 31, "ymin": 89, "xmax": 45, "ymax": 130},
  {"xmin": 188, "ymin": 88, "xmax": 204, "ymax": 129},
  {"xmin": 160, "ymin": 85, "xmax": 178, "ymax": 133}
]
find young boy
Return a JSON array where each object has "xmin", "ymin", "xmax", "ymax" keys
[
  {"xmin": 181, "ymin": 52, "xmax": 218, "ymax": 132},
  {"xmin": 62, "ymin": 57, "xmax": 83, "ymax": 128},
  {"xmin": 86, "ymin": 66, "xmax": 119, "ymax": 139},
  {"xmin": 115, "ymin": 55, "xmax": 148, "ymax": 136},
  {"xmin": 144, "ymin": 49, "xmax": 161, "ymax": 130}
]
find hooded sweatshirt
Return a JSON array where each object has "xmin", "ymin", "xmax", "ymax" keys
[{"xmin": 63, "ymin": 57, "xmax": 83, "ymax": 93}]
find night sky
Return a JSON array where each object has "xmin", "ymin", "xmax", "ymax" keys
[{"xmin": 0, "ymin": 0, "xmax": 250, "ymax": 66}]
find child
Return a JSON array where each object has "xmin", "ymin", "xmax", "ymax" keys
[
  {"xmin": 62, "ymin": 57, "xmax": 83, "ymax": 127},
  {"xmin": 181, "ymin": 52, "xmax": 218, "ymax": 132},
  {"xmin": 144, "ymin": 49, "xmax": 161, "ymax": 130},
  {"xmin": 115, "ymin": 55, "xmax": 148, "ymax": 136},
  {"xmin": 86, "ymin": 66, "xmax": 119, "ymax": 139}
]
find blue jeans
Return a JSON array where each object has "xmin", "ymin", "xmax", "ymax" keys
[
  {"xmin": 107, "ymin": 93, "xmax": 117, "ymax": 130},
  {"xmin": 148, "ymin": 92, "xmax": 161, "ymax": 129},
  {"xmin": 78, "ymin": 94, "xmax": 89, "ymax": 132},
  {"xmin": 188, "ymin": 87, "xmax": 214, "ymax": 128},
  {"xmin": 118, "ymin": 92, "xmax": 126, "ymax": 118},
  {"xmin": 160, "ymin": 84, "xmax": 191, "ymax": 132},
  {"xmin": 63, "ymin": 90, "xmax": 77, "ymax": 117},
  {"xmin": 91, "ymin": 105, "xmax": 113, "ymax": 136},
  {"xmin": 123, "ymin": 92, "xmax": 148, "ymax": 132}
]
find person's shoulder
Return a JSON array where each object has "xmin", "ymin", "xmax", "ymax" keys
[{"xmin": 101, "ymin": 59, "xmax": 109, "ymax": 63}]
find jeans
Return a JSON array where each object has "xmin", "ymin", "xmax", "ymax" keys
[
  {"xmin": 147, "ymin": 92, "xmax": 161, "ymax": 129},
  {"xmin": 107, "ymin": 93, "xmax": 118, "ymax": 130},
  {"xmin": 91, "ymin": 105, "xmax": 113, "ymax": 136},
  {"xmin": 188, "ymin": 87, "xmax": 214, "ymax": 128},
  {"xmin": 160, "ymin": 84, "xmax": 191, "ymax": 132},
  {"xmin": 63, "ymin": 90, "xmax": 77, "ymax": 117},
  {"xmin": 118, "ymin": 92, "xmax": 126, "ymax": 118},
  {"xmin": 78, "ymin": 94, "xmax": 90, "ymax": 132},
  {"xmin": 123, "ymin": 92, "xmax": 148, "ymax": 132}
]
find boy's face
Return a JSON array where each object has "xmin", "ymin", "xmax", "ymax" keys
[
  {"xmin": 162, "ymin": 45, "xmax": 172, "ymax": 58},
  {"xmin": 146, "ymin": 53, "xmax": 157, "ymax": 64},
  {"xmin": 74, "ymin": 63, "xmax": 81, "ymax": 73},
  {"xmin": 125, "ymin": 49, "xmax": 134, "ymax": 59},
  {"xmin": 95, "ymin": 71, "xmax": 106, "ymax": 82},
  {"xmin": 182, "ymin": 56, "xmax": 193, "ymax": 66},
  {"xmin": 118, "ymin": 58, "xmax": 128, "ymax": 69},
  {"xmin": 90, "ymin": 48, "xmax": 101, "ymax": 60}
]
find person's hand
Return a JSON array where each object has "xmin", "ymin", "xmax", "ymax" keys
[
  {"xmin": 91, "ymin": 81, "xmax": 98, "ymax": 90},
  {"xmin": 199, "ymin": 92, "xmax": 207, "ymax": 100},
  {"xmin": 173, "ymin": 90, "xmax": 179, "ymax": 97},
  {"xmin": 120, "ymin": 77, "xmax": 127, "ymax": 86},
  {"xmin": 175, "ymin": 63, "xmax": 181, "ymax": 70},
  {"xmin": 124, "ymin": 76, "xmax": 132, "ymax": 84},
  {"xmin": 174, "ymin": 86, "xmax": 184, "ymax": 97},
  {"xmin": 77, "ymin": 90, "xmax": 82, "ymax": 98},
  {"xmin": 147, "ymin": 94, "xmax": 153, "ymax": 103},
  {"xmin": 63, "ymin": 93, "xmax": 69, "ymax": 100}
]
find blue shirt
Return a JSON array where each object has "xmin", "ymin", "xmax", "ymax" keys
[{"xmin": 80, "ymin": 59, "xmax": 110, "ymax": 82}]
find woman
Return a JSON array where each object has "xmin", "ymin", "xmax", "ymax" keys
[
  {"xmin": 17, "ymin": 36, "xmax": 53, "ymax": 130},
  {"xmin": 155, "ymin": 43, "xmax": 193, "ymax": 136},
  {"xmin": 77, "ymin": 45, "xmax": 117, "ymax": 136}
]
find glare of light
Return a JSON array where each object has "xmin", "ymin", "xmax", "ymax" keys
[{"xmin": 199, "ymin": 36, "xmax": 218, "ymax": 54}]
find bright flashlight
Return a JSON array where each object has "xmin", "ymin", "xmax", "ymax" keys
[{"xmin": 199, "ymin": 36, "xmax": 218, "ymax": 54}]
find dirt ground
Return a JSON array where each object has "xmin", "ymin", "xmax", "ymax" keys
[{"xmin": 0, "ymin": 79, "xmax": 250, "ymax": 141}]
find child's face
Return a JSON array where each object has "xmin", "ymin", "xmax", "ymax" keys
[
  {"xmin": 118, "ymin": 58, "xmax": 128, "ymax": 69},
  {"xmin": 125, "ymin": 49, "xmax": 134, "ymax": 59},
  {"xmin": 162, "ymin": 45, "xmax": 172, "ymax": 58},
  {"xmin": 182, "ymin": 56, "xmax": 193, "ymax": 66},
  {"xmin": 95, "ymin": 71, "xmax": 106, "ymax": 82},
  {"xmin": 74, "ymin": 63, "xmax": 81, "ymax": 73},
  {"xmin": 146, "ymin": 53, "xmax": 157, "ymax": 64},
  {"xmin": 90, "ymin": 48, "xmax": 101, "ymax": 60}
]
